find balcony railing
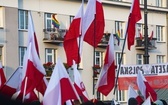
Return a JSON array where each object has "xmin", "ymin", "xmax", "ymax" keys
[
  {"xmin": 97, "ymin": 33, "xmax": 110, "ymax": 48},
  {"xmin": 135, "ymin": 37, "xmax": 157, "ymax": 50},
  {"xmin": 43, "ymin": 28, "xmax": 67, "ymax": 44}
]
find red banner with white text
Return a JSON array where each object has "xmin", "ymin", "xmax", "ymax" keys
[{"xmin": 118, "ymin": 63, "xmax": 168, "ymax": 90}]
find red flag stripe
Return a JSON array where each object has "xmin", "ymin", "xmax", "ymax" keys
[
  {"xmin": 127, "ymin": 0, "xmax": 141, "ymax": 50},
  {"xmin": 83, "ymin": 0, "xmax": 105, "ymax": 47}
]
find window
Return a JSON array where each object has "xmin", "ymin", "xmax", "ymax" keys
[
  {"xmin": 19, "ymin": 47, "xmax": 27, "ymax": 66},
  {"xmin": 45, "ymin": 48, "xmax": 56, "ymax": 63},
  {"xmin": 115, "ymin": 21, "xmax": 125, "ymax": 39},
  {"xmin": 116, "ymin": 88, "xmax": 126, "ymax": 102},
  {"xmin": 18, "ymin": 10, "xmax": 28, "ymax": 30},
  {"xmin": 136, "ymin": 54, "xmax": 143, "ymax": 64},
  {"xmin": 139, "ymin": 0, "xmax": 144, "ymax": 5},
  {"xmin": 45, "ymin": 13, "xmax": 60, "ymax": 29},
  {"xmin": 70, "ymin": 15, "xmax": 74, "ymax": 23},
  {"xmin": 156, "ymin": 25, "xmax": 164, "ymax": 42},
  {"xmin": 45, "ymin": 13, "xmax": 53, "ymax": 29},
  {"xmin": 115, "ymin": 52, "xmax": 125, "ymax": 65},
  {"xmin": 115, "ymin": 52, "xmax": 125, "ymax": 101},
  {"xmin": 157, "ymin": 55, "xmax": 165, "ymax": 63},
  {"xmin": 94, "ymin": 51, "xmax": 103, "ymax": 66},
  {"xmin": 156, "ymin": 0, "xmax": 162, "ymax": 7},
  {"xmin": 136, "ymin": 23, "xmax": 144, "ymax": 38},
  {"xmin": 0, "ymin": 7, "xmax": 3, "ymax": 27}
]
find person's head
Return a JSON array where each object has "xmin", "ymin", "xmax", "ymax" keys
[
  {"xmin": 160, "ymin": 99, "xmax": 167, "ymax": 105},
  {"xmin": 80, "ymin": 101, "xmax": 94, "ymax": 105},
  {"xmin": 154, "ymin": 100, "xmax": 163, "ymax": 105},
  {"xmin": 29, "ymin": 100, "xmax": 41, "ymax": 105},
  {"xmin": 128, "ymin": 98, "xmax": 138, "ymax": 105},
  {"xmin": 96, "ymin": 101, "xmax": 105, "ymax": 105}
]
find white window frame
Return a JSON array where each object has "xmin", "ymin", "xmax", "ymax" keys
[
  {"xmin": 45, "ymin": 13, "xmax": 53, "ymax": 29},
  {"xmin": 94, "ymin": 51, "xmax": 103, "ymax": 66},
  {"xmin": 156, "ymin": 0, "xmax": 162, "ymax": 7},
  {"xmin": 115, "ymin": 52, "xmax": 125, "ymax": 65},
  {"xmin": 19, "ymin": 47, "xmax": 27, "ymax": 66},
  {"xmin": 45, "ymin": 48, "xmax": 55, "ymax": 63},
  {"xmin": 70, "ymin": 15, "xmax": 74, "ymax": 23},
  {"xmin": 116, "ymin": 88, "xmax": 126, "ymax": 102},
  {"xmin": 157, "ymin": 55, "xmax": 165, "ymax": 63},
  {"xmin": 136, "ymin": 23, "xmax": 144, "ymax": 38},
  {"xmin": 139, "ymin": 0, "xmax": 144, "ymax": 5},
  {"xmin": 115, "ymin": 52, "xmax": 126, "ymax": 102},
  {"xmin": 18, "ymin": 10, "xmax": 28, "ymax": 30},
  {"xmin": 136, "ymin": 54, "xmax": 143, "ymax": 64},
  {"xmin": 0, "ymin": 7, "xmax": 3, "ymax": 27},
  {"xmin": 156, "ymin": 25, "xmax": 164, "ymax": 42},
  {"xmin": 115, "ymin": 21, "xmax": 125, "ymax": 39}
]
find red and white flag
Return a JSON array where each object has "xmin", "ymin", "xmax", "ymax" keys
[
  {"xmin": 95, "ymin": 33, "xmax": 115, "ymax": 96},
  {"xmin": 128, "ymin": 85, "xmax": 143, "ymax": 105},
  {"xmin": 0, "ymin": 62, "xmax": 6, "ymax": 89},
  {"xmin": 127, "ymin": 0, "xmax": 141, "ymax": 50},
  {"xmin": 82, "ymin": 0, "xmax": 105, "ymax": 47},
  {"xmin": 138, "ymin": 29, "xmax": 143, "ymax": 40},
  {"xmin": 0, "ymin": 67, "xmax": 22, "ymax": 99},
  {"xmin": 73, "ymin": 60, "xmax": 89, "ymax": 102},
  {"xmin": 42, "ymin": 58, "xmax": 80, "ymax": 105},
  {"xmin": 27, "ymin": 11, "xmax": 47, "ymax": 96},
  {"xmin": 36, "ymin": 77, "xmax": 48, "ymax": 95},
  {"xmin": 63, "ymin": 4, "xmax": 83, "ymax": 67},
  {"xmin": 28, "ymin": 11, "xmax": 39, "ymax": 56},
  {"xmin": 20, "ymin": 42, "xmax": 45, "ymax": 97},
  {"xmin": 20, "ymin": 11, "xmax": 46, "ymax": 99},
  {"xmin": 137, "ymin": 70, "xmax": 157, "ymax": 102},
  {"xmin": 142, "ymin": 97, "xmax": 151, "ymax": 105},
  {"xmin": 149, "ymin": 30, "xmax": 153, "ymax": 41}
]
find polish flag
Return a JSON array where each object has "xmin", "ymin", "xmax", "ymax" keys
[
  {"xmin": 20, "ymin": 11, "xmax": 46, "ymax": 98},
  {"xmin": 0, "ymin": 62, "xmax": 6, "ymax": 89},
  {"xmin": 142, "ymin": 97, "xmax": 151, "ymax": 105},
  {"xmin": 28, "ymin": 11, "xmax": 39, "ymax": 56},
  {"xmin": 82, "ymin": 0, "xmax": 105, "ymax": 47},
  {"xmin": 137, "ymin": 70, "xmax": 157, "ymax": 102},
  {"xmin": 138, "ymin": 29, "xmax": 143, "ymax": 40},
  {"xmin": 149, "ymin": 30, "xmax": 153, "ymax": 41},
  {"xmin": 128, "ymin": 85, "xmax": 143, "ymax": 105},
  {"xmin": 127, "ymin": 0, "xmax": 142, "ymax": 50},
  {"xmin": 27, "ymin": 11, "xmax": 47, "ymax": 96},
  {"xmin": 73, "ymin": 60, "xmax": 89, "ymax": 102},
  {"xmin": 0, "ymin": 67, "xmax": 22, "ymax": 99},
  {"xmin": 36, "ymin": 77, "xmax": 48, "ymax": 95},
  {"xmin": 20, "ymin": 42, "xmax": 45, "ymax": 97},
  {"xmin": 63, "ymin": 4, "xmax": 83, "ymax": 66},
  {"xmin": 95, "ymin": 33, "xmax": 115, "ymax": 96},
  {"xmin": 42, "ymin": 58, "xmax": 80, "ymax": 105}
]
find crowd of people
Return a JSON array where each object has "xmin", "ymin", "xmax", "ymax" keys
[
  {"xmin": 0, "ymin": 93, "xmax": 167, "ymax": 105},
  {"xmin": 128, "ymin": 97, "xmax": 168, "ymax": 105}
]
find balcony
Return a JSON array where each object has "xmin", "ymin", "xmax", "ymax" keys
[
  {"xmin": 97, "ymin": 33, "xmax": 110, "ymax": 48},
  {"xmin": 43, "ymin": 28, "xmax": 67, "ymax": 44},
  {"xmin": 135, "ymin": 37, "xmax": 157, "ymax": 50}
]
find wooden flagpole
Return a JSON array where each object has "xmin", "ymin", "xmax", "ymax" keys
[{"xmin": 22, "ymin": 77, "xmax": 28, "ymax": 102}]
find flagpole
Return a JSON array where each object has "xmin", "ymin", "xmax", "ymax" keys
[
  {"xmin": 113, "ymin": 15, "xmax": 131, "ymax": 95},
  {"xmin": 93, "ymin": 0, "xmax": 97, "ymax": 99},
  {"xmin": 22, "ymin": 77, "xmax": 28, "ymax": 102},
  {"xmin": 77, "ymin": 0, "xmax": 84, "ymax": 69}
]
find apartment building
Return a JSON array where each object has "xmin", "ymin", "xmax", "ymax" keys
[{"xmin": 0, "ymin": 0, "xmax": 168, "ymax": 104}]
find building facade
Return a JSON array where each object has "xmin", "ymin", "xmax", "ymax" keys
[{"xmin": 0, "ymin": 0, "xmax": 168, "ymax": 104}]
